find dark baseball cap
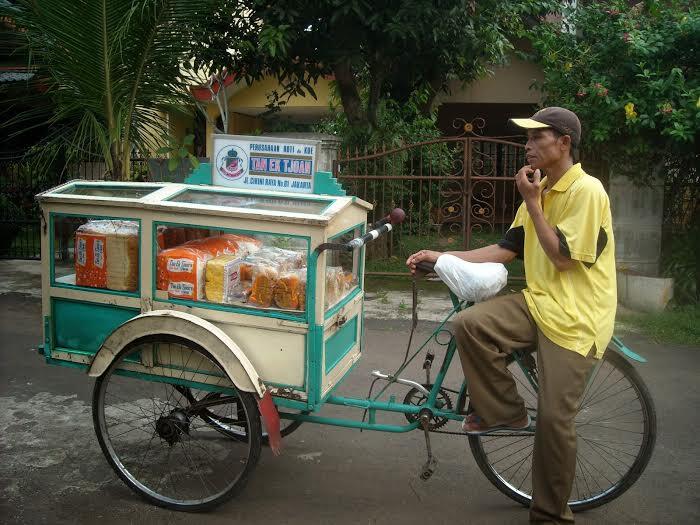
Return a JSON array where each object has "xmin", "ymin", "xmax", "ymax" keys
[{"xmin": 510, "ymin": 107, "xmax": 581, "ymax": 148}]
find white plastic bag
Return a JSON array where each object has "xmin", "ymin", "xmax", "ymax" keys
[{"xmin": 434, "ymin": 253, "xmax": 508, "ymax": 302}]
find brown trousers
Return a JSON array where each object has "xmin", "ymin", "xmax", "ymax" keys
[{"xmin": 452, "ymin": 293, "xmax": 595, "ymax": 524}]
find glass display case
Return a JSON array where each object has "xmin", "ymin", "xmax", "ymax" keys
[{"xmin": 37, "ymin": 179, "xmax": 372, "ymax": 404}]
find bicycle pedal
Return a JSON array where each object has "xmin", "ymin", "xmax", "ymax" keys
[{"xmin": 420, "ymin": 456, "xmax": 438, "ymax": 481}]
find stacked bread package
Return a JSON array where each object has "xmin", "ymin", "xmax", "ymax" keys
[
  {"xmin": 75, "ymin": 220, "xmax": 139, "ymax": 291},
  {"xmin": 156, "ymin": 234, "xmax": 258, "ymax": 301}
]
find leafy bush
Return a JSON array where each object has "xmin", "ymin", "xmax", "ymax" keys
[{"xmin": 529, "ymin": 0, "xmax": 699, "ymax": 183}]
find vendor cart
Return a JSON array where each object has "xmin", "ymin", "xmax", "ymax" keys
[{"xmin": 35, "ymin": 162, "xmax": 656, "ymax": 513}]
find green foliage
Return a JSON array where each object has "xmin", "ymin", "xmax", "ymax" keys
[
  {"xmin": 156, "ymin": 134, "xmax": 200, "ymax": 173},
  {"xmin": 316, "ymin": 87, "xmax": 453, "ymax": 234},
  {"xmin": 189, "ymin": 0, "xmax": 557, "ymax": 132},
  {"xmin": 529, "ymin": 0, "xmax": 699, "ymax": 182},
  {"xmin": 3, "ymin": 0, "xmax": 208, "ymax": 179},
  {"xmin": 662, "ymin": 227, "xmax": 699, "ymax": 304}
]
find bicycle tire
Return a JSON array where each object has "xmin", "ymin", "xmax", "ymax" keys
[
  {"xmin": 92, "ymin": 334, "xmax": 262, "ymax": 512},
  {"xmin": 468, "ymin": 349, "xmax": 656, "ymax": 511}
]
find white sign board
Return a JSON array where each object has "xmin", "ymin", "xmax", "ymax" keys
[{"xmin": 212, "ymin": 134, "xmax": 319, "ymax": 193}]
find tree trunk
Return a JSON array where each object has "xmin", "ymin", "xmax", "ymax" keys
[
  {"xmin": 333, "ymin": 60, "xmax": 366, "ymax": 128},
  {"xmin": 420, "ymin": 71, "xmax": 444, "ymax": 116},
  {"xmin": 110, "ymin": 143, "xmax": 123, "ymax": 181},
  {"xmin": 367, "ymin": 54, "xmax": 385, "ymax": 129}
]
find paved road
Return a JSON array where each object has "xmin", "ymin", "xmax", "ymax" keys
[{"xmin": 0, "ymin": 265, "xmax": 698, "ymax": 524}]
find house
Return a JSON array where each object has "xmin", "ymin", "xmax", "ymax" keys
[{"xmin": 178, "ymin": 53, "xmax": 543, "ymax": 159}]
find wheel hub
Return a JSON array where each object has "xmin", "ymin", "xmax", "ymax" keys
[{"xmin": 156, "ymin": 410, "xmax": 190, "ymax": 445}]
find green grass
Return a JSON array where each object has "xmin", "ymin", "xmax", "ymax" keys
[
  {"xmin": 618, "ymin": 304, "xmax": 700, "ymax": 346},
  {"xmin": 365, "ymin": 230, "xmax": 525, "ymax": 278}
]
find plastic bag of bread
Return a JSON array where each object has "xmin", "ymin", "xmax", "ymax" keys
[
  {"xmin": 248, "ymin": 264, "xmax": 279, "ymax": 308},
  {"xmin": 75, "ymin": 220, "xmax": 139, "ymax": 291},
  {"xmin": 219, "ymin": 233, "xmax": 262, "ymax": 255},
  {"xmin": 183, "ymin": 234, "xmax": 241, "ymax": 257},
  {"xmin": 273, "ymin": 269, "xmax": 307, "ymax": 310},
  {"xmin": 325, "ymin": 266, "xmax": 346, "ymax": 309},
  {"xmin": 297, "ymin": 277, "xmax": 306, "ymax": 311},
  {"xmin": 156, "ymin": 246, "xmax": 211, "ymax": 300},
  {"xmin": 256, "ymin": 247, "xmax": 305, "ymax": 272},
  {"xmin": 205, "ymin": 254, "xmax": 244, "ymax": 303}
]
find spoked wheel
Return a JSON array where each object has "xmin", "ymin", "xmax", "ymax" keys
[
  {"xmin": 469, "ymin": 349, "xmax": 656, "ymax": 511},
  {"xmin": 178, "ymin": 387, "xmax": 307, "ymax": 445},
  {"xmin": 92, "ymin": 335, "xmax": 262, "ymax": 512}
]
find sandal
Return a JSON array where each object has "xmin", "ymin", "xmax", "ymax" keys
[{"xmin": 461, "ymin": 413, "xmax": 531, "ymax": 435}]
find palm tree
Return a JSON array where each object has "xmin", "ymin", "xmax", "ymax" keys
[{"xmin": 4, "ymin": 0, "xmax": 211, "ymax": 179}]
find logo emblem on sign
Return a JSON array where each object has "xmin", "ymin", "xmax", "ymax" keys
[{"xmin": 216, "ymin": 145, "xmax": 248, "ymax": 180}]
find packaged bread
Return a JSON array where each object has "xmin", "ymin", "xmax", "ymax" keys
[
  {"xmin": 75, "ymin": 220, "xmax": 139, "ymax": 291},
  {"xmin": 256, "ymin": 247, "xmax": 305, "ymax": 271},
  {"xmin": 156, "ymin": 246, "xmax": 211, "ymax": 300},
  {"xmin": 182, "ymin": 234, "xmax": 240, "ymax": 256},
  {"xmin": 297, "ymin": 278, "xmax": 306, "ymax": 311},
  {"xmin": 324, "ymin": 266, "xmax": 345, "ymax": 308},
  {"xmin": 205, "ymin": 254, "xmax": 244, "ymax": 304},
  {"xmin": 273, "ymin": 269, "xmax": 306, "ymax": 310},
  {"xmin": 218, "ymin": 233, "xmax": 262, "ymax": 255},
  {"xmin": 248, "ymin": 265, "xmax": 279, "ymax": 308}
]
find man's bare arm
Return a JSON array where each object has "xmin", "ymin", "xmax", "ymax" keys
[
  {"xmin": 406, "ymin": 244, "xmax": 516, "ymax": 273},
  {"xmin": 445, "ymin": 244, "xmax": 517, "ymax": 264}
]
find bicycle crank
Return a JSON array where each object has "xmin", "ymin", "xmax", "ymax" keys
[{"xmin": 418, "ymin": 408, "xmax": 438, "ymax": 481}]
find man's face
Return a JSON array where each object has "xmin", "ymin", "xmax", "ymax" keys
[{"xmin": 525, "ymin": 128, "xmax": 568, "ymax": 170}]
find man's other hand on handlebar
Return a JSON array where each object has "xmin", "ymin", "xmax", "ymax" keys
[{"xmin": 406, "ymin": 250, "xmax": 441, "ymax": 274}]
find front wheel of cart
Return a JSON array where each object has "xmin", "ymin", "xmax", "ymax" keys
[{"xmin": 92, "ymin": 335, "xmax": 262, "ymax": 512}]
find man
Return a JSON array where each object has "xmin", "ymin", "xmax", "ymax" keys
[{"xmin": 406, "ymin": 107, "xmax": 617, "ymax": 523}]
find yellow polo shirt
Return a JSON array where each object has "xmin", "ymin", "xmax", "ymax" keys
[{"xmin": 500, "ymin": 163, "xmax": 616, "ymax": 358}]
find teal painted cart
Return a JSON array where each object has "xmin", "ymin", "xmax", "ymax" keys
[{"xmin": 36, "ymin": 179, "xmax": 655, "ymax": 513}]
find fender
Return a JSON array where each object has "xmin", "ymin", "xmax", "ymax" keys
[
  {"xmin": 87, "ymin": 309, "xmax": 264, "ymax": 396},
  {"xmin": 610, "ymin": 335, "xmax": 647, "ymax": 363}
]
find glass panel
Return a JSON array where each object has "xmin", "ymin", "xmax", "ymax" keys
[
  {"xmin": 53, "ymin": 216, "xmax": 140, "ymax": 293},
  {"xmin": 167, "ymin": 189, "xmax": 330, "ymax": 215},
  {"xmin": 325, "ymin": 227, "xmax": 361, "ymax": 311},
  {"xmin": 56, "ymin": 184, "xmax": 162, "ymax": 199},
  {"xmin": 155, "ymin": 224, "xmax": 308, "ymax": 315}
]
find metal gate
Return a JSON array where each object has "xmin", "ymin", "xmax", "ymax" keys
[{"xmin": 333, "ymin": 119, "xmax": 526, "ymax": 275}]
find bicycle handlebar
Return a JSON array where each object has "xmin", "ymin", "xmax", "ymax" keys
[
  {"xmin": 414, "ymin": 261, "xmax": 436, "ymax": 275},
  {"xmin": 314, "ymin": 208, "xmax": 405, "ymax": 254}
]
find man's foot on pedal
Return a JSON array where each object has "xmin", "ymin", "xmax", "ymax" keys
[{"xmin": 461, "ymin": 413, "xmax": 531, "ymax": 435}]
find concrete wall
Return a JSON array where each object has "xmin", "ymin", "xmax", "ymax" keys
[
  {"xmin": 609, "ymin": 173, "xmax": 665, "ymax": 276},
  {"xmin": 433, "ymin": 56, "xmax": 544, "ymax": 105}
]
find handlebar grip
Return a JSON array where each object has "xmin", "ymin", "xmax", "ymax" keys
[{"xmin": 414, "ymin": 261, "xmax": 436, "ymax": 274}]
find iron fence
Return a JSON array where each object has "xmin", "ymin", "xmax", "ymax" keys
[
  {"xmin": 334, "ymin": 121, "xmax": 527, "ymax": 275},
  {"xmin": 0, "ymin": 157, "xmax": 150, "ymax": 259}
]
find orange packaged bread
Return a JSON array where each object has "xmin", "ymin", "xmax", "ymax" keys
[
  {"xmin": 217, "ymin": 233, "xmax": 262, "ymax": 255},
  {"xmin": 297, "ymin": 279, "xmax": 306, "ymax": 311},
  {"xmin": 75, "ymin": 220, "xmax": 139, "ymax": 291},
  {"xmin": 157, "ymin": 234, "xmax": 255, "ymax": 301},
  {"xmin": 156, "ymin": 246, "xmax": 211, "ymax": 300},
  {"xmin": 273, "ymin": 270, "xmax": 305, "ymax": 310},
  {"xmin": 248, "ymin": 265, "xmax": 279, "ymax": 308}
]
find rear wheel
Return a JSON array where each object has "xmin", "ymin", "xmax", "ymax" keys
[
  {"xmin": 468, "ymin": 349, "xmax": 656, "ymax": 511},
  {"xmin": 92, "ymin": 335, "xmax": 262, "ymax": 512}
]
